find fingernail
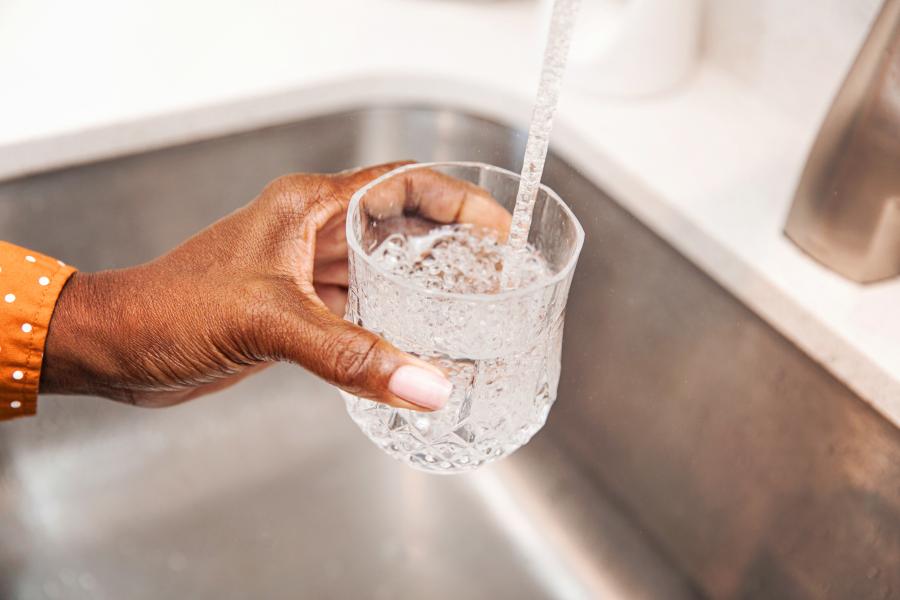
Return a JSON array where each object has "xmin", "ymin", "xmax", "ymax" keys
[{"xmin": 388, "ymin": 365, "xmax": 452, "ymax": 410}]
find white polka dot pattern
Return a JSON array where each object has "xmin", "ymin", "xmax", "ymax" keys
[{"xmin": 0, "ymin": 240, "xmax": 77, "ymax": 420}]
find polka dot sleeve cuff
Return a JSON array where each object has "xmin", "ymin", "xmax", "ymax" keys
[{"xmin": 0, "ymin": 241, "xmax": 76, "ymax": 421}]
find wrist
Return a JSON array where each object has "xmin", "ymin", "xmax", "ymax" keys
[{"xmin": 41, "ymin": 270, "xmax": 125, "ymax": 396}]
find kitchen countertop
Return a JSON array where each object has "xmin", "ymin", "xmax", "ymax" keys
[{"xmin": 2, "ymin": 0, "xmax": 898, "ymax": 426}]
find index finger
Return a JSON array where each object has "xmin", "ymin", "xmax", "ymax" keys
[{"xmin": 362, "ymin": 167, "xmax": 512, "ymax": 240}]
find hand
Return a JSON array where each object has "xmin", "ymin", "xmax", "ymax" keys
[{"xmin": 40, "ymin": 163, "xmax": 510, "ymax": 411}]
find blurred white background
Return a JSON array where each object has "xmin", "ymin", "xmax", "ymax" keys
[{"xmin": 0, "ymin": 0, "xmax": 883, "ymax": 147}]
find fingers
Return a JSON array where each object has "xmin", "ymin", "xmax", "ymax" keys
[
  {"xmin": 314, "ymin": 283, "xmax": 347, "ymax": 315},
  {"xmin": 313, "ymin": 260, "xmax": 348, "ymax": 287},
  {"xmin": 314, "ymin": 215, "xmax": 348, "ymax": 264},
  {"xmin": 362, "ymin": 168, "xmax": 512, "ymax": 239},
  {"xmin": 336, "ymin": 161, "xmax": 416, "ymax": 194},
  {"xmin": 255, "ymin": 163, "xmax": 481, "ymax": 412},
  {"xmin": 275, "ymin": 297, "xmax": 451, "ymax": 412},
  {"xmin": 454, "ymin": 189, "xmax": 513, "ymax": 239},
  {"xmin": 312, "ymin": 162, "xmax": 414, "ymax": 264},
  {"xmin": 314, "ymin": 163, "xmax": 512, "ymax": 270}
]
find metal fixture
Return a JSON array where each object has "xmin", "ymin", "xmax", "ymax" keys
[{"xmin": 785, "ymin": 0, "xmax": 900, "ymax": 283}]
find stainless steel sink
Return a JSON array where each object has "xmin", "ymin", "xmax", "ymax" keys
[{"xmin": 1, "ymin": 107, "xmax": 899, "ymax": 600}]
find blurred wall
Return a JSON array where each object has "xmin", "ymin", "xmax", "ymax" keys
[{"xmin": 704, "ymin": 0, "xmax": 884, "ymax": 132}]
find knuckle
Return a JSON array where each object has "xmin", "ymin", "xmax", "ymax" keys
[
  {"xmin": 326, "ymin": 329, "xmax": 381, "ymax": 388},
  {"xmin": 257, "ymin": 175, "xmax": 343, "ymax": 225},
  {"xmin": 257, "ymin": 176, "xmax": 306, "ymax": 216},
  {"xmin": 259, "ymin": 175, "xmax": 298, "ymax": 204}
]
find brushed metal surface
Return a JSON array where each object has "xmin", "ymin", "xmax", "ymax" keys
[
  {"xmin": 785, "ymin": 0, "xmax": 900, "ymax": 283},
  {"xmin": 2, "ymin": 107, "xmax": 899, "ymax": 599}
]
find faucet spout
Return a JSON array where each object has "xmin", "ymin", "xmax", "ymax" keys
[{"xmin": 785, "ymin": 0, "xmax": 900, "ymax": 283}]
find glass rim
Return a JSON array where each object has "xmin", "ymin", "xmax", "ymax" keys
[{"xmin": 345, "ymin": 161, "xmax": 585, "ymax": 302}]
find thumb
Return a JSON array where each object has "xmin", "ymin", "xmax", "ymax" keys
[{"xmin": 279, "ymin": 296, "xmax": 452, "ymax": 412}]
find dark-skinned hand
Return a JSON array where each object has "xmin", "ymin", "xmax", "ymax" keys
[{"xmin": 41, "ymin": 162, "xmax": 511, "ymax": 411}]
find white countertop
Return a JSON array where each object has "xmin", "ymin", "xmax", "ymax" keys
[{"xmin": 2, "ymin": 0, "xmax": 898, "ymax": 425}]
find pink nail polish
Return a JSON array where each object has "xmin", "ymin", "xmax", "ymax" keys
[{"xmin": 388, "ymin": 365, "xmax": 452, "ymax": 410}]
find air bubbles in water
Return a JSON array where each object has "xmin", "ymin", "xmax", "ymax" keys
[{"xmin": 372, "ymin": 225, "xmax": 549, "ymax": 294}]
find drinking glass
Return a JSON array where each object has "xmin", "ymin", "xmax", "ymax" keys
[{"xmin": 342, "ymin": 162, "xmax": 584, "ymax": 473}]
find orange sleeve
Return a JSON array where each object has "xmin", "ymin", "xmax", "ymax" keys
[{"xmin": 0, "ymin": 241, "xmax": 77, "ymax": 421}]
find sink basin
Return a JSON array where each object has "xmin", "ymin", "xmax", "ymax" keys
[{"xmin": 1, "ymin": 107, "xmax": 899, "ymax": 599}]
